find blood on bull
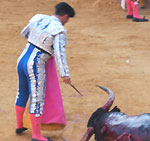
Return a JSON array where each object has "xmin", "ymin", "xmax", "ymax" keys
[{"xmin": 81, "ymin": 85, "xmax": 150, "ymax": 141}]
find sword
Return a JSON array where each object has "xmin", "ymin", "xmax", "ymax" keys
[{"xmin": 70, "ymin": 83, "xmax": 83, "ymax": 96}]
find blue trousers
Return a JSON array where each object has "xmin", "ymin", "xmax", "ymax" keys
[{"xmin": 15, "ymin": 43, "xmax": 50, "ymax": 116}]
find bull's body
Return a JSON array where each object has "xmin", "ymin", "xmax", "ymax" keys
[
  {"xmin": 81, "ymin": 86, "xmax": 150, "ymax": 141},
  {"xmin": 94, "ymin": 111, "xmax": 150, "ymax": 140}
]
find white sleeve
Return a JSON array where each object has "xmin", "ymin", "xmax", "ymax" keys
[{"xmin": 53, "ymin": 32, "xmax": 70, "ymax": 77}]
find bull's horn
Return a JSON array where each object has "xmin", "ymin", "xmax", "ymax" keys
[
  {"xmin": 80, "ymin": 127, "xmax": 94, "ymax": 141},
  {"xmin": 96, "ymin": 85, "xmax": 115, "ymax": 111}
]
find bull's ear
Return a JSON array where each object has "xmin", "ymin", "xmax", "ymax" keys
[{"xmin": 110, "ymin": 106, "xmax": 120, "ymax": 112}]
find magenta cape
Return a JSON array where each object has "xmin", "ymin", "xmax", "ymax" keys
[{"xmin": 41, "ymin": 56, "xmax": 66, "ymax": 126}]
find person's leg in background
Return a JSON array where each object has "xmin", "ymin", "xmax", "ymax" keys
[
  {"xmin": 126, "ymin": 0, "xmax": 133, "ymax": 19},
  {"xmin": 131, "ymin": 0, "xmax": 148, "ymax": 22}
]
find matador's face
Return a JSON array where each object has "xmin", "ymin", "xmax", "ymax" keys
[{"xmin": 61, "ymin": 14, "xmax": 70, "ymax": 25}]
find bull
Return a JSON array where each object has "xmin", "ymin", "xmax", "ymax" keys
[{"xmin": 81, "ymin": 85, "xmax": 150, "ymax": 141}]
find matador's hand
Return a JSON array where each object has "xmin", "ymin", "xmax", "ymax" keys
[{"xmin": 62, "ymin": 76, "xmax": 71, "ymax": 85}]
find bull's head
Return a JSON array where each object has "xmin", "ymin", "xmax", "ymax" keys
[{"xmin": 81, "ymin": 85, "xmax": 120, "ymax": 141}]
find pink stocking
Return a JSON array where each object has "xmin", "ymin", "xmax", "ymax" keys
[
  {"xmin": 29, "ymin": 114, "xmax": 48, "ymax": 141},
  {"xmin": 15, "ymin": 105, "xmax": 26, "ymax": 128},
  {"xmin": 131, "ymin": 1, "xmax": 142, "ymax": 19},
  {"xmin": 126, "ymin": 0, "xmax": 133, "ymax": 16}
]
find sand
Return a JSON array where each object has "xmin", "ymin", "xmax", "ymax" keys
[{"xmin": 0, "ymin": 0, "xmax": 150, "ymax": 140}]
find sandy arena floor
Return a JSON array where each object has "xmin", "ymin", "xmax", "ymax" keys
[{"xmin": 0, "ymin": 0, "xmax": 150, "ymax": 140}]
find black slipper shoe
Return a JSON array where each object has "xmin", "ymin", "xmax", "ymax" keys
[
  {"xmin": 16, "ymin": 127, "xmax": 28, "ymax": 134},
  {"xmin": 31, "ymin": 137, "xmax": 52, "ymax": 141},
  {"xmin": 132, "ymin": 17, "xmax": 148, "ymax": 22},
  {"xmin": 126, "ymin": 15, "xmax": 133, "ymax": 19}
]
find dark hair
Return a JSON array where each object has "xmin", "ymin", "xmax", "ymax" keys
[{"xmin": 55, "ymin": 2, "xmax": 75, "ymax": 17}]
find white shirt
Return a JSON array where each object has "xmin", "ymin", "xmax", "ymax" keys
[{"xmin": 21, "ymin": 14, "xmax": 70, "ymax": 77}]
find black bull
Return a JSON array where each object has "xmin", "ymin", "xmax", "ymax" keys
[{"xmin": 81, "ymin": 85, "xmax": 150, "ymax": 141}]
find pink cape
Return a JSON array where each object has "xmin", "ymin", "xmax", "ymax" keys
[{"xmin": 41, "ymin": 56, "xmax": 66, "ymax": 126}]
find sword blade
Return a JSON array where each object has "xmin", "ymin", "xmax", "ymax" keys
[{"xmin": 70, "ymin": 83, "xmax": 83, "ymax": 96}]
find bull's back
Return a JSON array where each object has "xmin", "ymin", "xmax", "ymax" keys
[{"xmin": 104, "ymin": 113, "xmax": 150, "ymax": 140}]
